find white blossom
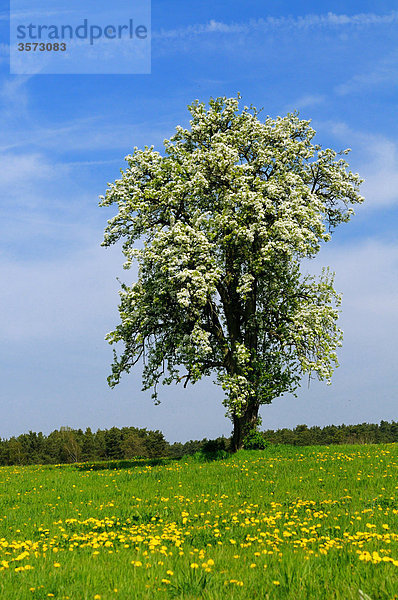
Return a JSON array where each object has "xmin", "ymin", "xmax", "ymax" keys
[{"xmin": 100, "ymin": 95, "xmax": 363, "ymax": 447}]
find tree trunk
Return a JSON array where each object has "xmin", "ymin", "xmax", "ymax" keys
[{"xmin": 231, "ymin": 400, "xmax": 260, "ymax": 452}]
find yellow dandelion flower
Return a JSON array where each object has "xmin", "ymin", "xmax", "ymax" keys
[
  {"xmin": 190, "ymin": 563, "xmax": 199, "ymax": 569},
  {"xmin": 131, "ymin": 561, "xmax": 142, "ymax": 567}
]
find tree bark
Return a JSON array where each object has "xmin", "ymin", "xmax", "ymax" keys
[{"xmin": 231, "ymin": 400, "xmax": 260, "ymax": 452}]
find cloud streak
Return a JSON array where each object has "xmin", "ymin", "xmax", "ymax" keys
[
  {"xmin": 321, "ymin": 121, "xmax": 398, "ymax": 209},
  {"xmin": 154, "ymin": 11, "xmax": 398, "ymax": 40},
  {"xmin": 336, "ymin": 50, "xmax": 398, "ymax": 96},
  {"xmin": 0, "ymin": 244, "xmax": 126, "ymax": 342}
]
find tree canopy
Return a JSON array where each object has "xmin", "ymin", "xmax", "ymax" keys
[{"xmin": 100, "ymin": 95, "xmax": 363, "ymax": 450}]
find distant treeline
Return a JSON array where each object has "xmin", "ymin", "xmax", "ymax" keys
[
  {"xmin": 0, "ymin": 426, "xmax": 204, "ymax": 466},
  {"xmin": 262, "ymin": 421, "xmax": 398, "ymax": 446},
  {"xmin": 0, "ymin": 421, "xmax": 397, "ymax": 466}
]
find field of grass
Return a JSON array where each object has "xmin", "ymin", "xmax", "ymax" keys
[{"xmin": 0, "ymin": 443, "xmax": 397, "ymax": 599}]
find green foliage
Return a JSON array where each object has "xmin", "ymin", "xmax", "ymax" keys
[
  {"xmin": 197, "ymin": 437, "xmax": 230, "ymax": 461},
  {"xmin": 104, "ymin": 427, "xmax": 123, "ymax": 459},
  {"xmin": 242, "ymin": 429, "xmax": 269, "ymax": 450},
  {"xmin": 263, "ymin": 420, "xmax": 398, "ymax": 446},
  {"xmin": 0, "ymin": 426, "xmax": 169, "ymax": 466}
]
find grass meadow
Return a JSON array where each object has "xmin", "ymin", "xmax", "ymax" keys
[{"xmin": 0, "ymin": 444, "xmax": 397, "ymax": 599}]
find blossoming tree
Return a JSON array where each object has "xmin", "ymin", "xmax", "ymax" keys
[{"xmin": 100, "ymin": 95, "xmax": 363, "ymax": 451}]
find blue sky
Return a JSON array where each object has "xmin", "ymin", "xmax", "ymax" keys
[{"xmin": 0, "ymin": 1, "xmax": 397, "ymax": 442}]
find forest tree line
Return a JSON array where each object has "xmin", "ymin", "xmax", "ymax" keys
[{"xmin": 0, "ymin": 420, "xmax": 397, "ymax": 466}]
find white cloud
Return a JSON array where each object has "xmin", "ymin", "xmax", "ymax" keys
[
  {"xmin": 0, "ymin": 114, "xmax": 172, "ymax": 154},
  {"xmin": 284, "ymin": 94, "xmax": 326, "ymax": 113},
  {"xmin": 335, "ymin": 50, "xmax": 398, "ymax": 96},
  {"xmin": 0, "ymin": 77, "xmax": 174, "ymax": 156},
  {"xmin": 305, "ymin": 239, "xmax": 398, "ymax": 340},
  {"xmin": 0, "ymin": 152, "xmax": 57, "ymax": 186},
  {"xmin": 0, "ymin": 151, "xmax": 73, "ymax": 212},
  {"xmin": 0, "ymin": 75, "xmax": 32, "ymax": 116},
  {"xmin": 264, "ymin": 238, "xmax": 398, "ymax": 430},
  {"xmin": 154, "ymin": 11, "xmax": 398, "ymax": 40},
  {"xmin": 295, "ymin": 94, "xmax": 325, "ymax": 108},
  {"xmin": 316, "ymin": 121, "xmax": 398, "ymax": 209},
  {"xmin": 318, "ymin": 240, "xmax": 398, "ymax": 327},
  {"xmin": 0, "ymin": 244, "xmax": 127, "ymax": 342},
  {"xmin": 360, "ymin": 139, "xmax": 398, "ymax": 209}
]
